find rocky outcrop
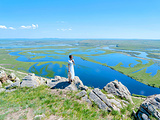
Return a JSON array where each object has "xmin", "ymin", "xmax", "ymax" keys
[
  {"xmin": 20, "ymin": 73, "xmax": 45, "ymax": 88},
  {"xmin": 76, "ymin": 90, "xmax": 87, "ymax": 98},
  {"xmin": 76, "ymin": 88, "xmax": 128, "ymax": 112},
  {"xmin": 8, "ymin": 73, "xmax": 16, "ymax": 81},
  {"xmin": 103, "ymin": 80, "xmax": 133, "ymax": 103},
  {"xmin": 135, "ymin": 94, "xmax": 160, "ymax": 120},
  {"xmin": 0, "ymin": 70, "xmax": 7, "ymax": 83},
  {"xmin": 47, "ymin": 76, "xmax": 88, "ymax": 91}
]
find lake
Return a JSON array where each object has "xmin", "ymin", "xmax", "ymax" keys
[{"xmin": 9, "ymin": 50, "xmax": 160, "ymax": 96}]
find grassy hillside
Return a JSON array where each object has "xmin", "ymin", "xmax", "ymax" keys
[{"xmin": 0, "ymin": 85, "xmax": 144, "ymax": 120}]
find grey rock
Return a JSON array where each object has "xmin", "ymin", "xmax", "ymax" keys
[
  {"xmin": 0, "ymin": 70, "xmax": 7, "ymax": 83},
  {"xmin": 121, "ymin": 100, "xmax": 129, "ymax": 105},
  {"xmin": 8, "ymin": 73, "xmax": 16, "ymax": 81},
  {"xmin": 20, "ymin": 74, "xmax": 40, "ymax": 88},
  {"xmin": 0, "ymin": 88, "xmax": 5, "ymax": 93},
  {"xmin": 141, "ymin": 113, "xmax": 149, "ymax": 120},
  {"xmin": 103, "ymin": 80, "xmax": 133, "ymax": 103},
  {"xmin": 109, "ymin": 99, "xmax": 122, "ymax": 108},
  {"xmin": 136, "ymin": 94, "xmax": 160, "ymax": 119},
  {"xmin": 5, "ymin": 80, "xmax": 13, "ymax": 84},
  {"xmin": 89, "ymin": 91, "xmax": 111, "ymax": 112},
  {"xmin": 34, "ymin": 114, "xmax": 45, "ymax": 119},
  {"xmin": 76, "ymin": 90, "xmax": 87, "ymax": 98},
  {"xmin": 47, "ymin": 76, "xmax": 86, "ymax": 91},
  {"xmin": 106, "ymin": 94, "xmax": 115, "ymax": 99},
  {"xmin": 93, "ymin": 88, "xmax": 113, "ymax": 109},
  {"xmin": 82, "ymin": 95, "xmax": 92, "ymax": 104},
  {"xmin": 15, "ymin": 77, "xmax": 20, "ymax": 82},
  {"xmin": 5, "ymin": 89, "xmax": 17, "ymax": 92},
  {"xmin": 28, "ymin": 73, "xmax": 35, "ymax": 76},
  {"xmin": 54, "ymin": 76, "xmax": 61, "ymax": 80},
  {"xmin": 79, "ymin": 85, "xmax": 88, "ymax": 91},
  {"xmin": 6, "ymin": 81, "xmax": 20, "ymax": 89},
  {"xmin": 21, "ymin": 80, "xmax": 39, "ymax": 88}
]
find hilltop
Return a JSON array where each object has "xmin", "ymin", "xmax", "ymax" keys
[{"xmin": 0, "ymin": 66, "xmax": 160, "ymax": 120}]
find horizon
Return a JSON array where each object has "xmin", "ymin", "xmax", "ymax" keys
[{"xmin": 1, "ymin": 0, "xmax": 160, "ymax": 39}]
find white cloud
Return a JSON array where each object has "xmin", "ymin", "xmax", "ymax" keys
[
  {"xmin": 57, "ymin": 28, "xmax": 72, "ymax": 31},
  {"xmin": 0, "ymin": 25, "xmax": 7, "ymax": 29},
  {"xmin": 20, "ymin": 24, "xmax": 38, "ymax": 29},
  {"xmin": 68, "ymin": 28, "xmax": 72, "ymax": 31},
  {"xmin": 8, "ymin": 27, "xmax": 16, "ymax": 30}
]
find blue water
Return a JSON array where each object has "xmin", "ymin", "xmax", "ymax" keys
[
  {"xmin": 9, "ymin": 51, "xmax": 160, "ymax": 96},
  {"xmin": 71, "ymin": 49, "xmax": 105, "ymax": 55},
  {"xmin": 146, "ymin": 64, "xmax": 160, "ymax": 76},
  {"xmin": 89, "ymin": 53, "xmax": 148, "ymax": 67}
]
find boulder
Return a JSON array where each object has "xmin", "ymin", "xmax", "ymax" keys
[
  {"xmin": 8, "ymin": 73, "xmax": 16, "ymax": 81},
  {"xmin": 89, "ymin": 91, "xmax": 111, "ymax": 112},
  {"xmin": 47, "ymin": 76, "xmax": 86, "ymax": 91},
  {"xmin": 103, "ymin": 80, "xmax": 133, "ymax": 103},
  {"xmin": 82, "ymin": 95, "xmax": 92, "ymax": 104},
  {"xmin": 15, "ymin": 77, "xmax": 20, "ymax": 82},
  {"xmin": 76, "ymin": 90, "xmax": 87, "ymax": 98},
  {"xmin": 5, "ymin": 80, "xmax": 13, "ymax": 84},
  {"xmin": 93, "ymin": 88, "xmax": 113, "ymax": 109},
  {"xmin": 136, "ymin": 94, "xmax": 160, "ymax": 120},
  {"xmin": 5, "ymin": 89, "xmax": 17, "ymax": 92},
  {"xmin": 6, "ymin": 81, "xmax": 20, "ymax": 89},
  {"xmin": 0, "ymin": 70, "xmax": 7, "ymax": 83},
  {"xmin": 20, "ymin": 73, "xmax": 40, "ymax": 88}
]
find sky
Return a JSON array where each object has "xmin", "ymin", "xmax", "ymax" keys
[{"xmin": 0, "ymin": 0, "xmax": 160, "ymax": 39}]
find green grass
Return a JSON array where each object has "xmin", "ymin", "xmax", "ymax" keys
[{"xmin": 0, "ymin": 85, "xmax": 144, "ymax": 120}]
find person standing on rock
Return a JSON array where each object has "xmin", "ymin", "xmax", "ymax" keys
[{"xmin": 68, "ymin": 55, "xmax": 75, "ymax": 83}]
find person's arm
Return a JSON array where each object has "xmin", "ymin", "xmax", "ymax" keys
[
  {"xmin": 68, "ymin": 63, "xmax": 70, "ymax": 72},
  {"xmin": 72, "ymin": 59, "xmax": 75, "ymax": 65}
]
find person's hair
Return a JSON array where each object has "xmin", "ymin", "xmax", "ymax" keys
[{"xmin": 69, "ymin": 55, "xmax": 72, "ymax": 59}]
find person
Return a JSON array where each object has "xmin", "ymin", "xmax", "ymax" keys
[{"xmin": 68, "ymin": 55, "xmax": 75, "ymax": 83}]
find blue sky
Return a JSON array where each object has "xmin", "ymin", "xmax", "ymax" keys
[{"xmin": 0, "ymin": 0, "xmax": 160, "ymax": 39}]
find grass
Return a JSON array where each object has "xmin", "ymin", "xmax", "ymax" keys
[{"xmin": 0, "ymin": 85, "xmax": 145, "ymax": 120}]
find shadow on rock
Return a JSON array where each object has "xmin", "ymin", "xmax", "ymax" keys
[{"xmin": 51, "ymin": 81, "xmax": 70, "ymax": 89}]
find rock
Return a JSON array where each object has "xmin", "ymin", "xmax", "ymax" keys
[
  {"xmin": 141, "ymin": 113, "xmax": 149, "ymax": 120},
  {"xmin": 136, "ymin": 94, "xmax": 160, "ymax": 120},
  {"xmin": 5, "ymin": 89, "xmax": 17, "ymax": 92},
  {"xmin": 54, "ymin": 76, "xmax": 61, "ymax": 80},
  {"xmin": 109, "ymin": 99, "xmax": 122, "ymax": 108},
  {"xmin": 121, "ymin": 100, "xmax": 129, "ymax": 105},
  {"xmin": 6, "ymin": 81, "xmax": 20, "ymax": 89},
  {"xmin": 0, "ymin": 70, "xmax": 7, "ymax": 83},
  {"xmin": 5, "ymin": 80, "xmax": 13, "ymax": 84},
  {"xmin": 39, "ymin": 77, "xmax": 46, "ymax": 85},
  {"xmin": 76, "ymin": 90, "xmax": 87, "ymax": 98},
  {"xmin": 34, "ymin": 114, "xmax": 45, "ymax": 119},
  {"xmin": 106, "ymin": 94, "xmax": 115, "ymax": 99},
  {"xmin": 0, "ymin": 88, "xmax": 5, "ymax": 93},
  {"xmin": 15, "ymin": 77, "xmax": 20, "ymax": 82},
  {"xmin": 93, "ymin": 88, "xmax": 113, "ymax": 109},
  {"xmin": 82, "ymin": 95, "xmax": 92, "ymax": 104},
  {"xmin": 8, "ymin": 73, "xmax": 16, "ymax": 81},
  {"xmin": 47, "ymin": 76, "xmax": 86, "ymax": 91},
  {"xmin": 20, "ymin": 74, "xmax": 40, "ymax": 88},
  {"xmin": 79, "ymin": 85, "xmax": 88, "ymax": 91},
  {"xmin": 89, "ymin": 91, "xmax": 111, "ymax": 112},
  {"xmin": 103, "ymin": 80, "xmax": 133, "ymax": 103}
]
